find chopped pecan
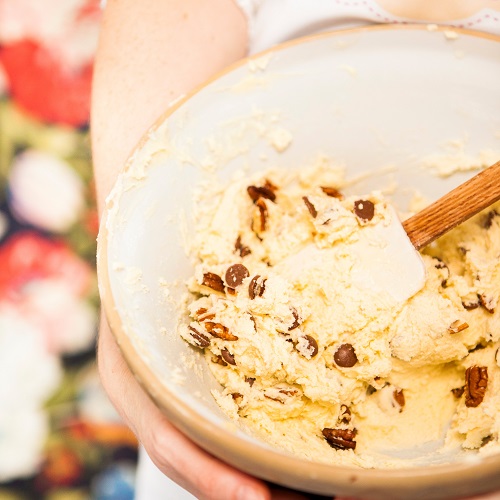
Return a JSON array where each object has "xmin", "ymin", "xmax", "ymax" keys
[
  {"xmin": 322, "ymin": 428, "xmax": 357, "ymax": 450},
  {"xmin": 452, "ymin": 386, "xmax": 465, "ymax": 398},
  {"xmin": 321, "ymin": 186, "xmax": 344, "ymax": 199},
  {"xmin": 202, "ymin": 272, "xmax": 225, "ymax": 293},
  {"xmin": 448, "ymin": 320, "xmax": 469, "ymax": 334},
  {"xmin": 264, "ymin": 386, "xmax": 299, "ymax": 404},
  {"xmin": 211, "ymin": 355, "xmax": 227, "ymax": 366},
  {"xmin": 254, "ymin": 198, "xmax": 268, "ymax": 231},
  {"xmin": 465, "ymin": 366, "xmax": 488, "ymax": 408},
  {"xmin": 479, "ymin": 294, "xmax": 496, "ymax": 314},
  {"xmin": 205, "ymin": 322, "xmax": 239, "ymax": 341},
  {"xmin": 339, "ymin": 405, "xmax": 351, "ymax": 424},
  {"xmin": 247, "ymin": 182, "xmax": 277, "ymax": 203},
  {"xmin": 482, "ymin": 210, "xmax": 499, "ymax": 229},
  {"xmin": 248, "ymin": 275, "xmax": 266, "ymax": 299},
  {"xmin": 245, "ymin": 377, "xmax": 256, "ymax": 387},
  {"xmin": 235, "ymin": 236, "xmax": 251, "ymax": 257},
  {"xmin": 231, "ymin": 392, "xmax": 244, "ymax": 405},
  {"xmin": 188, "ymin": 326, "xmax": 210, "ymax": 348},
  {"xmin": 288, "ymin": 307, "xmax": 301, "ymax": 331},
  {"xmin": 393, "ymin": 389, "xmax": 405, "ymax": 411},
  {"xmin": 221, "ymin": 348, "xmax": 236, "ymax": 366},
  {"xmin": 302, "ymin": 196, "xmax": 317, "ymax": 218},
  {"xmin": 462, "ymin": 300, "xmax": 479, "ymax": 311}
]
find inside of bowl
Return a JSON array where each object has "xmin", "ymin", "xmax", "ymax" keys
[{"xmin": 104, "ymin": 27, "xmax": 500, "ymax": 465}]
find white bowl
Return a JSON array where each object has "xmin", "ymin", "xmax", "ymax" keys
[{"xmin": 98, "ymin": 25, "xmax": 500, "ymax": 499}]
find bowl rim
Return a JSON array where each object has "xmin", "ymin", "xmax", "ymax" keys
[{"xmin": 97, "ymin": 24, "xmax": 500, "ymax": 497}]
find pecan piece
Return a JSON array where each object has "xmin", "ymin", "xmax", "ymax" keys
[
  {"xmin": 322, "ymin": 428, "xmax": 357, "ymax": 450},
  {"xmin": 288, "ymin": 307, "xmax": 301, "ymax": 331},
  {"xmin": 452, "ymin": 386, "xmax": 465, "ymax": 398},
  {"xmin": 205, "ymin": 322, "xmax": 239, "ymax": 341},
  {"xmin": 202, "ymin": 272, "xmax": 225, "ymax": 293},
  {"xmin": 188, "ymin": 326, "xmax": 210, "ymax": 348},
  {"xmin": 479, "ymin": 294, "xmax": 495, "ymax": 314},
  {"xmin": 339, "ymin": 405, "xmax": 351, "ymax": 424},
  {"xmin": 465, "ymin": 366, "xmax": 488, "ymax": 408},
  {"xmin": 393, "ymin": 389, "xmax": 405, "ymax": 411},
  {"xmin": 482, "ymin": 210, "xmax": 499, "ymax": 229},
  {"xmin": 248, "ymin": 275, "xmax": 266, "ymax": 299},
  {"xmin": 264, "ymin": 387, "xmax": 299, "ymax": 404},
  {"xmin": 211, "ymin": 355, "xmax": 227, "ymax": 366},
  {"xmin": 254, "ymin": 198, "xmax": 268, "ymax": 231},
  {"xmin": 321, "ymin": 186, "xmax": 344, "ymax": 199},
  {"xmin": 247, "ymin": 182, "xmax": 277, "ymax": 203},
  {"xmin": 462, "ymin": 300, "xmax": 479, "ymax": 311},
  {"xmin": 221, "ymin": 348, "xmax": 236, "ymax": 366},
  {"xmin": 302, "ymin": 196, "xmax": 317, "ymax": 218},
  {"xmin": 245, "ymin": 377, "xmax": 256, "ymax": 387},
  {"xmin": 234, "ymin": 236, "xmax": 251, "ymax": 257},
  {"xmin": 448, "ymin": 320, "xmax": 469, "ymax": 334}
]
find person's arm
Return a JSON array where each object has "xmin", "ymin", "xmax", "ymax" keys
[{"xmin": 90, "ymin": 1, "xmax": 274, "ymax": 499}]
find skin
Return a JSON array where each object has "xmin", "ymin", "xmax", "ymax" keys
[{"xmin": 91, "ymin": 1, "xmax": 500, "ymax": 499}]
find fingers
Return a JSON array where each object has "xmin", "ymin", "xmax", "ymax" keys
[{"xmin": 97, "ymin": 317, "xmax": 270, "ymax": 500}]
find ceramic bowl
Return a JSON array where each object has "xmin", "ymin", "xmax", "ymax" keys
[{"xmin": 97, "ymin": 25, "xmax": 500, "ymax": 499}]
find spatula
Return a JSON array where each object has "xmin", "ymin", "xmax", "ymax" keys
[{"xmin": 403, "ymin": 159, "xmax": 500, "ymax": 250}]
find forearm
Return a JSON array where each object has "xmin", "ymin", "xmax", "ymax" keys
[{"xmin": 91, "ymin": 0, "xmax": 248, "ymax": 213}]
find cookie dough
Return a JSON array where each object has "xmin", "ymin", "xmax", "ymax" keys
[{"xmin": 179, "ymin": 164, "xmax": 500, "ymax": 467}]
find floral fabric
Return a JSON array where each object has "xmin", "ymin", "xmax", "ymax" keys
[{"xmin": 0, "ymin": 1, "xmax": 137, "ymax": 498}]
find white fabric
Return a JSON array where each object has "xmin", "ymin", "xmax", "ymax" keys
[
  {"xmin": 135, "ymin": 446, "xmax": 195, "ymax": 500},
  {"xmin": 134, "ymin": 2, "xmax": 500, "ymax": 497},
  {"xmin": 234, "ymin": 0, "xmax": 500, "ymax": 54}
]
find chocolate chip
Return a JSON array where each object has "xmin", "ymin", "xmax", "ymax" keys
[
  {"xmin": 248, "ymin": 275, "xmax": 266, "ymax": 299},
  {"xmin": 225, "ymin": 263, "xmax": 250, "ymax": 289},
  {"xmin": 334, "ymin": 343, "xmax": 358, "ymax": 367},
  {"xmin": 221, "ymin": 348, "xmax": 236, "ymax": 366},
  {"xmin": 234, "ymin": 236, "xmax": 251, "ymax": 257},
  {"xmin": 465, "ymin": 366, "xmax": 488, "ymax": 408},
  {"xmin": 205, "ymin": 322, "xmax": 239, "ymax": 341},
  {"xmin": 188, "ymin": 326, "xmax": 210, "ymax": 348},
  {"xmin": 303, "ymin": 335, "xmax": 319, "ymax": 357},
  {"xmin": 353, "ymin": 199, "xmax": 375, "ymax": 221},
  {"xmin": 322, "ymin": 428, "xmax": 357, "ymax": 450},
  {"xmin": 321, "ymin": 186, "xmax": 344, "ymax": 199},
  {"xmin": 202, "ymin": 272, "xmax": 225, "ymax": 293},
  {"xmin": 302, "ymin": 196, "xmax": 317, "ymax": 218}
]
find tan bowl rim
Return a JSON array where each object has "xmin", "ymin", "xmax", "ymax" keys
[{"xmin": 97, "ymin": 24, "xmax": 500, "ymax": 495}]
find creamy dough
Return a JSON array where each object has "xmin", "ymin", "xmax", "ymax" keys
[{"xmin": 179, "ymin": 164, "xmax": 500, "ymax": 468}]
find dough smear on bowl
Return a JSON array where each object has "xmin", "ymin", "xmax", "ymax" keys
[{"xmin": 178, "ymin": 163, "xmax": 500, "ymax": 468}]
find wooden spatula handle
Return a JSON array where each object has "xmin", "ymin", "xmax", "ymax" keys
[{"xmin": 402, "ymin": 160, "xmax": 500, "ymax": 250}]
